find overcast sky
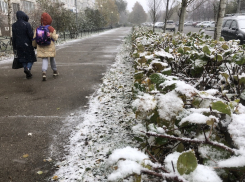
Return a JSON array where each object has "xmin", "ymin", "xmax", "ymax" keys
[{"xmin": 126, "ymin": 0, "xmax": 149, "ymax": 12}]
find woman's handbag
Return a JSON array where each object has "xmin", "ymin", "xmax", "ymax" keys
[
  {"xmin": 12, "ymin": 57, "xmax": 23, "ymax": 69},
  {"xmin": 12, "ymin": 50, "xmax": 23, "ymax": 69}
]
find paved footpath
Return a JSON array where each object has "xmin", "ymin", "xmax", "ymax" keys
[{"xmin": 0, "ymin": 27, "xmax": 131, "ymax": 182}]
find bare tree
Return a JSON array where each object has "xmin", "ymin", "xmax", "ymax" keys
[
  {"xmin": 148, "ymin": 0, "xmax": 162, "ymax": 32},
  {"xmin": 178, "ymin": 0, "xmax": 188, "ymax": 32},
  {"xmin": 211, "ymin": 0, "xmax": 220, "ymax": 21},
  {"xmin": 214, "ymin": 0, "xmax": 227, "ymax": 40},
  {"xmin": 7, "ymin": 0, "xmax": 12, "ymax": 38},
  {"xmin": 237, "ymin": 0, "xmax": 241, "ymax": 13},
  {"xmin": 163, "ymin": 0, "xmax": 178, "ymax": 33},
  {"xmin": 189, "ymin": 0, "xmax": 211, "ymax": 21},
  {"xmin": 163, "ymin": 0, "xmax": 170, "ymax": 33},
  {"xmin": 178, "ymin": 0, "xmax": 206, "ymax": 32}
]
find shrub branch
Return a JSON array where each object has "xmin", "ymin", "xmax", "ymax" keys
[
  {"xmin": 141, "ymin": 169, "xmax": 188, "ymax": 182},
  {"xmin": 145, "ymin": 132, "xmax": 235, "ymax": 154}
]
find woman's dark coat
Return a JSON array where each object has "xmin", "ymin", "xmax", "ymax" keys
[{"xmin": 12, "ymin": 11, "xmax": 36, "ymax": 63}]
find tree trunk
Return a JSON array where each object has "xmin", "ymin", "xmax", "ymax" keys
[
  {"xmin": 214, "ymin": 0, "xmax": 227, "ymax": 40},
  {"xmin": 8, "ymin": 0, "xmax": 12, "ymax": 38},
  {"xmin": 178, "ymin": 0, "xmax": 187, "ymax": 32},
  {"xmin": 237, "ymin": 0, "xmax": 241, "ymax": 13},
  {"xmin": 213, "ymin": 2, "xmax": 219, "ymax": 22},
  {"xmin": 163, "ymin": 0, "xmax": 169, "ymax": 33},
  {"xmin": 153, "ymin": 0, "xmax": 156, "ymax": 32}
]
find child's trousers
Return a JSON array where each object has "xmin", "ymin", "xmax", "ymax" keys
[{"xmin": 42, "ymin": 57, "xmax": 57, "ymax": 72}]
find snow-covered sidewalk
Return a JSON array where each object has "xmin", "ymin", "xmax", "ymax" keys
[{"xmin": 54, "ymin": 37, "xmax": 137, "ymax": 181}]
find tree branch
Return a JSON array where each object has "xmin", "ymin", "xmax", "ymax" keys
[
  {"xmin": 141, "ymin": 169, "xmax": 189, "ymax": 182},
  {"xmin": 146, "ymin": 132, "xmax": 235, "ymax": 154}
]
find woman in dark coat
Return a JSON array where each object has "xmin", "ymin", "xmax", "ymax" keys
[{"xmin": 12, "ymin": 11, "xmax": 37, "ymax": 79}]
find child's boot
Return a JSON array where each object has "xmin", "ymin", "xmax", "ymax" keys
[
  {"xmin": 53, "ymin": 70, "xmax": 59, "ymax": 77},
  {"xmin": 42, "ymin": 72, "xmax": 46, "ymax": 81}
]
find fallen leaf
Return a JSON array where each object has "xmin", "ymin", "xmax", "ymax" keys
[
  {"xmin": 23, "ymin": 154, "xmax": 29, "ymax": 158},
  {"xmin": 37, "ymin": 171, "xmax": 43, "ymax": 175},
  {"xmin": 57, "ymin": 108, "xmax": 60, "ymax": 110},
  {"xmin": 52, "ymin": 175, "xmax": 58, "ymax": 180}
]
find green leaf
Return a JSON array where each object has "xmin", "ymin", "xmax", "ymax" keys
[
  {"xmin": 149, "ymin": 73, "xmax": 165, "ymax": 85},
  {"xmin": 165, "ymin": 47, "xmax": 170, "ymax": 52},
  {"xmin": 134, "ymin": 83, "xmax": 146, "ymax": 92},
  {"xmin": 162, "ymin": 68, "xmax": 172, "ymax": 75},
  {"xmin": 152, "ymin": 63, "xmax": 165, "ymax": 72},
  {"xmin": 134, "ymin": 174, "xmax": 141, "ymax": 182},
  {"xmin": 133, "ymin": 52, "xmax": 140, "ymax": 58},
  {"xmin": 220, "ymin": 72, "xmax": 229, "ymax": 82},
  {"xmin": 236, "ymin": 56, "xmax": 245, "ymax": 65},
  {"xmin": 134, "ymin": 72, "xmax": 144, "ymax": 83},
  {"xmin": 177, "ymin": 151, "xmax": 198, "ymax": 175},
  {"xmin": 155, "ymin": 137, "xmax": 168, "ymax": 145},
  {"xmin": 206, "ymin": 118, "xmax": 215, "ymax": 126},
  {"xmin": 138, "ymin": 57, "xmax": 147, "ymax": 65},
  {"xmin": 86, "ymin": 167, "xmax": 91, "ymax": 171},
  {"xmin": 239, "ymin": 77, "xmax": 245, "ymax": 85},
  {"xmin": 162, "ymin": 84, "xmax": 176, "ymax": 93},
  {"xmin": 184, "ymin": 46, "xmax": 191, "ymax": 53},
  {"xmin": 149, "ymin": 84, "xmax": 155, "ymax": 91},
  {"xmin": 190, "ymin": 67, "xmax": 204, "ymax": 77},
  {"xmin": 233, "ymin": 75, "xmax": 238, "ymax": 82},
  {"xmin": 176, "ymin": 143, "xmax": 185, "ymax": 152},
  {"xmin": 217, "ymin": 54, "xmax": 223, "ymax": 62},
  {"xmin": 203, "ymin": 46, "xmax": 211, "ymax": 55},
  {"xmin": 222, "ymin": 44, "xmax": 229, "ymax": 50},
  {"xmin": 178, "ymin": 47, "xmax": 184, "ymax": 54},
  {"xmin": 212, "ymin": 101, "xmax": 231, "ymax": 116},
  {"xmin": 172, "ymin": 39, "xmax": 177, "ymax": 46},
  {"xmin": 219, "ymin": 37, "xmax": 225, "ymax": 41},
  {"xmin": 134, "ymin": 137, "xmax": 144, "ymax": 142},
  {"xmin": 138, "ymin": 44, "xmax": 145, "ymax": 52},
  {"xmin": 191, "ymin": 98, "xmax": 201, "ymax": 108}
]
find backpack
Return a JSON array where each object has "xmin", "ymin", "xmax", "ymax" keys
[{"xmin": 35, "ymin": 25, "xmax": 52, "ymax": 45}]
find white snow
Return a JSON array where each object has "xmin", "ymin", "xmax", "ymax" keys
[
  {"xmin": 132, "ymin": 124, "xmax": 146, "ymax": 135},
  {"xmin": 179, "ymin": 113, "xmax": 209, "ymax": 125},
  {"xmin": 185, "ymin": 165, "xmax": 222, "ymax": 182},
  {"xmin": 154, "ymin": 49, "xmax": 174, "ymax": 59},
  {"xmin": 236, "ymin": 103, "xmax": 245, "ymax": 114},
  {"xmin": 164, "ymin": 151, "xmax": 181, "ymax": 173},
  {"xmin": 107, "ymin": 146, "xmax": 148, "ymax": 165},
  {"xmin": 107, "ymin": 160, "xmax": 142, "ymax": 181},
  {"xmin": 218, "ymin": 156, "xmax": 245, "ymax": 168},
  {"xmin": 228, "ymin": 114, "xmax": 245, "ymax": 150},
  {"xmin": 132, "ymin": 93, "xmax": 157, "ymax": 113},
  {"xmin": 179, "ymin": 113, "xmax": 218, "ymax": 125},
  {"xmin": 156, "ymin": 91, "xmax": 184, "ymax": 120},
  {"xmin": 53, "ymin": 36, "xmax": 137, "ymax": 181}
]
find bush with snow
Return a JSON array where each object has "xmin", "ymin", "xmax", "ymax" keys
[{"xmin": 107, "ymin": 27, "xmax": 245, "ymax": 181}]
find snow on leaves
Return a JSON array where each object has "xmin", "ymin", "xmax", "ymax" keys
[{"xmin": 106, "ymin": 27, "xmax": 245, "ymax": 182}]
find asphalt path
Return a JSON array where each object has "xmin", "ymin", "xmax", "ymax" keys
[{"xmin": 0, "ymin": 27, "xmax": 131, "ymax": 182}]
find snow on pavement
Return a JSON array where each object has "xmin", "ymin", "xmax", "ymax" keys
[{"xmin": 54, "ymin": 38, "xmax": 137, "ymax": 181}]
